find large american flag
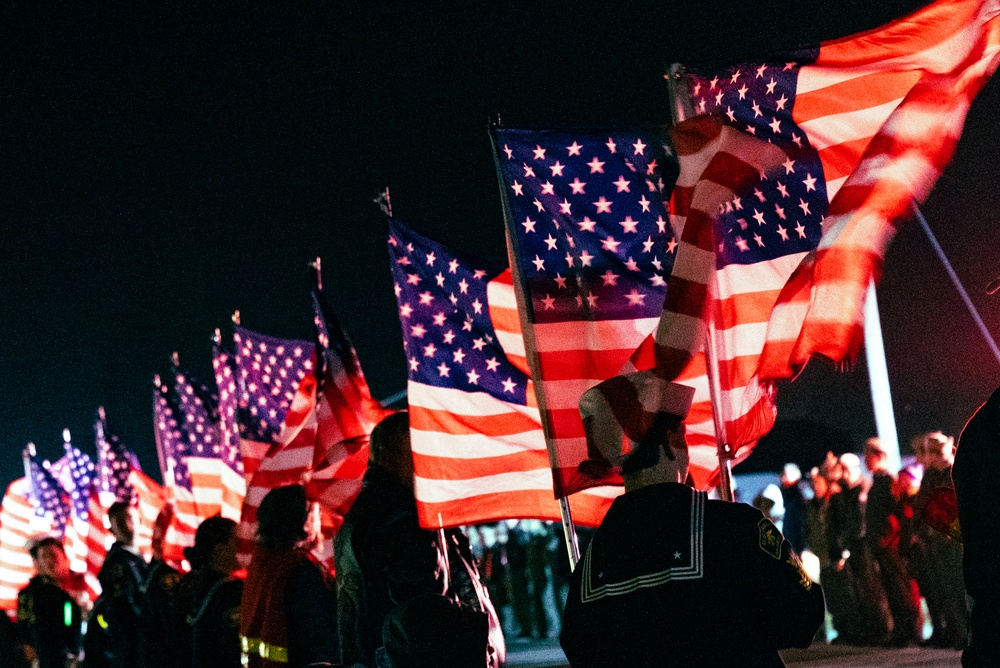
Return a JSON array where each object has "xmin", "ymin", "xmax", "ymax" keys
[
  {"xmin": 0, "ymin": 479, "xmax": 56, "ymax": 611},
  {"xmin": 682, "ymin": 0, "xmax": 1000, "ymax": 387},
  {"xmin": 387, "ymin": 218, "xmax": 612, "ymax": 528},
  {"xmin": 492, "ymin": 127, "xmax": 680, "ymax": 499},
  {"xmin": 232, "ymin": 326, "xmax": 318, "ymax": 564}
]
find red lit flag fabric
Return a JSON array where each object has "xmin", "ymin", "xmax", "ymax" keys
[
  {"xmin": 625, "ymin": 117, "xmax": 793, "ymax": 489},
  {"xmin": 307, "ymin": 289, "xmax": 393, "ymax": 516},
  {"xmin": 387, "ymin": 219, "xmax": 614, "ymax": 528},
  {"xmin": 683, "ymin": 0, "xmax": 1000, "ymax": 383},
  {"xmin": 0, "ymin": 479, "xmax": 56, "ymax": 611},
  {"xmin": 491, "ymin": 127, "xmax": 680, "ymax": 498},
  {"xmin": 84, "ymin": 485, "xmax": 113, "ymax": 601},
  {"xmin": 232, "ymin": 326, "xmax": 318, "ymax": 564}
]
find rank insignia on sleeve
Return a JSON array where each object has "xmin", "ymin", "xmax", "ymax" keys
[
  {"xmin": 758, "ymin": 518, "xmax": 782, "ymax": 559},
  {"xmin": 786, "ymin": 551, "xmax": 813, "ymax": 591}
]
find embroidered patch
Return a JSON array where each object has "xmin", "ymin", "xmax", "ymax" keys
[{"xmin": 757, "ymin": 518, "xmax": 782, "ymax": 559}]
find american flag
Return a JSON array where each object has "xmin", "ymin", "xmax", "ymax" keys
[
  {"xmin": 683, "ymin": 0, "xmax": 1000, "ymax": 385},
  {"xmin": 95, "ymin": 408, "xmax": 139, "ymax": 502},
  {"xmin": 0, "ymin": 479, "xmax": 56, "ymax": 611},
  {"xmin": 51, "ymin": 434, "xmax": 99, "ymax": 586},
  {"xmin": 625, "ymin": 116, "xmax": 794, "ymax": 488},
  {"xmin": 492, "ymin": 127, "xmax": 680, "ymax": 499},
  {"xmin": 61, "ymin": 434, "xmax": 96, "ymax": 521},
  {"xmin": 83, "ymin": 484, "xmax": 113, "ymax": 602},
  {"xmin": 306, "ymin": 289, "xmax": 392, "ymax": 516},
  {"xmin": 25, "ymin": 450, "xmax": 70, "ymax": 536},
  {"xmin": 387, "ymin": 218, "xmax": 613, "ymax": 528},
  {"xmin": 232, "ymin": 326, "xmax": 318, "ymax": 564}
]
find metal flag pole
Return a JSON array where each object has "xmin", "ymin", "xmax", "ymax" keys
[
  {"xmin": 863, "ymin": 281, "xmax": 902, "ymax": 473},
  {"xmin": 310, "ymin": 256, "xmax": 323, "ymax": 291},
  {"xmin": 22, "ymin": 443, "xmax": 35, "ymax": 504},
  {"xmin": 152, "ymin": 374, "xmax": 175, "ymax": 493},
  {"xmin": 489, "ymin": 120, "xmax": 581, "ymax": 569},
  {"xmin": 96, "ymin": 406, "xmax": 109, "ymax": 493},
  {"xmin": 666, "ymin": 63, "xmax": 735, "ymax": 501},
  {"xmin": 913, "ymin": 200, "xmax": 1000, "ymax": 367}
]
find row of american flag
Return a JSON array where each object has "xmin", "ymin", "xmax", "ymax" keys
[{"xmin": 3, "ymin": 0, "xmax": 999, "ymax": 609}]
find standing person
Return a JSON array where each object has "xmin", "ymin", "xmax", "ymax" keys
[
  {"xmin": 177, "ymin": 516, "xmax": 243, "ymax": 668},
  {"xmin": 17, "ymin": 536, "xmax": 82, "ymax": 668},
  {"xmin": 86, "ymin": 501, "xmax": 148, "ymax": 667},
  {"xmin": 864, "ymin": 438, "xmax": 921, "ymax": 646},
  {"xmin": 954, "ymin": 385, "xmax": 1000, "ymax": 666},
  {"xmin": 240, "ymin": 484, "xmax": 339, "ymax": 668},
  {"xmin": 918, "ymin": 431, "xmax": 967, "ymax": 649},
  {"xmin": 138, "ymin": 506, "xmax": 182, "ymax": 668},
  {"xmin": 780, "ymin": 464, "xmax": 808, "ymax": 555},
  {"xmin": 336, "ymin": 412, "xmax": 504, "ymax": 668},
  {"xmin": 561, "ymin": 377, "xmax": 824, "ymax": 666}
]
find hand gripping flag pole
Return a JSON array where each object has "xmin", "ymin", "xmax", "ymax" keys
[{"xmin": 666, "ymin": 64, "xmax": 736, "ymax": 502}]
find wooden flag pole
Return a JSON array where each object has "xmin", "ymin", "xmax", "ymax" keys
[
  {"xmin": 666, "ymin": 64, "xmax": 735, "ymax": 501},
  {"xmin": 489, "ymin": 120, "xmax": 581, "ymax": 569}
]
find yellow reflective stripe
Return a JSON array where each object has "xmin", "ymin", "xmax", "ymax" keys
[
  {"xmin": 96, "ymin": 614, "xmax": 109, "ymax": 631},
  {"xmin": 239, "ymin": 635, "xmax": 289, "ymax": 664}
]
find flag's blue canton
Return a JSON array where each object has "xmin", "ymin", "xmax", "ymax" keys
[
  {"xmin": 28, "ymin": 458, "xmax": 69, "ymax": 534},
  {"xmin": 387, "ymin": 219, "xmax": 528, "ymax": 406},
  {"xmin": 494, "ymin": 128, "xmax": 680, "ymax": 325},
  {"xmin": 175, "ymin": 371, "xmax": 241, "ymax": 472},
  {"xmin": 63, "ymin": 440, "xmax": 95, "ymax": 520},
  {"xmin": 686, "ymin": 59, "xmax": 826, "ymax": 267},
  {"xmin": 212, "ymin": 347, "xmax": 244, "ymax": 474},
  {"xmin": 154, "ymin": 383, "xmax": 193, "ymax": 489},
  {"xmin": 233, "ymin": 326, "xmax": 315, "ymax": 443},
  {"xmin": 96, "ymin": 415, "xmax": 136, "ymax": 502}
]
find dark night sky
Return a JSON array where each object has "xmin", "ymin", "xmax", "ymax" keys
[{"xmin": 3, "ymin": 0, "xmax": 999, "ymax": 490}]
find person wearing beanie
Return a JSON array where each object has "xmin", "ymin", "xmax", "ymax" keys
[
  {"xmin": 240, "ymin": 485, "xmax": 339, "ymax": 668},
  {"xmin": 175, "ymin": 516, "xmax": 243, "ymax": 668},
  {"xmin": 560, "ymin": 372, "xmax": 825, "ymax": 667}
]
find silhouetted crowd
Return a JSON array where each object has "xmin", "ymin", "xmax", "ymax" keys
[
  {"xmin": 769, "ymin": 433, "xmax": 967, "ymax": 649},
  {"xmin": 0, "ymin": 414, "xmax": 982, "ymax": 667}
]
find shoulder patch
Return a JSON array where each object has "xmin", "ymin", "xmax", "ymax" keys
[{"xmin": 757, "ymin": 518, "xmax": 782, "ymax": 559}]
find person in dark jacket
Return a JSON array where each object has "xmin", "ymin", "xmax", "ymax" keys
[
  {"xmin": 561, "ymin": 373, "xmax": 825, "ymax": 667},
  {"xmin": 0, "ymin": 607, "xmax": 32, "ymax": 668},
  {"xmin": 176, "ymin": 516, "xmax": 243, "ymax": 668},
  {"xmin": 87, "ymin": 501, "xmax": 148, "ymax": 667},
  {"xmin": 864, "ymin": 438, "xmax": 921, "ymax": 646},
  {"xmin": 240, "ymin": 485, "xmax": 339, "ymax": 668},
  {"xmin": 335, "ymin": 411, "xmax": 503, "ymax": 668},
  {"xmin": 17, "ymin": 536, "xmax": 82, "ymax": 668},
  {"xmin": 954, "ymin": 386, "xmax": 1000, "ymax": 667},
  {"xmin": 138, "ymin": 506, "xmax": 182, "ymax": 668},
  {"xmin": 377, "ymin": 593, "xmax": 489, "ymax": 668}
]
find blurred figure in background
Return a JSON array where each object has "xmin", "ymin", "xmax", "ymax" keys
[
  {"xmin": 917, "ymin": 432, "xmax": 967, "ymax": 650},
  {"xmin": 17, "ymin": 536, "xmax": 82, "ymax": 668},
  {"xmin": 138, "ymin": 506, "xmax": 181, "ymax": 668},
  {"xmin": 781, "ymin": 463, "xmax": 809, "ymax": 555},
  {"xmin": 864, "ymin": 439, "xmax": 921, "ymax": 646},
  {"xmin": 177, "ymin": 516, "xmax": 243, "ymax": 668}
]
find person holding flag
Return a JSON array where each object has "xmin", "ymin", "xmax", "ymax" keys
[{"xmin": 560, "ymin": 373, "xmax": 824, "ymax": 666}]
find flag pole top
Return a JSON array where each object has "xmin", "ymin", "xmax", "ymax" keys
[
  {"xmin": 309, "ymin": 256, "xmax": 323, "ymax": 291},
  {"xmin": 154, "ymin": 374, "xmax": 162, "ymax": 388},
  {"xmin": 171, "ymin": 351, "xmax": 179, "ymax": 367},
  {"xmin": 375, "ymin": 187, "xmax": 392, "ymax": 217},
  {"xmin": 232, "ymin": 310, "xmax": 241, "ymax": 326},
  {"xmin": 665, "ymin": 62, "xmax": 694, "ymax": 126},
  {"xmin": 98, "ymin": 405, "xmax": 106, "ymax": 421},
  {"xmin": 62, "ymin": 428, "xmax": 71, "ymax": 444},
  {"xmin": 26, "ymin": 442, "xmax": 36, "ymax": 458},
  {"xmin": 213, "ymin": 328, "xmax": 222, "ymax": 346}
]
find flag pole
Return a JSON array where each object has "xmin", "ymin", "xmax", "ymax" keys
[
  {"xmin": 863, "ymin": 281, "xmax": 902, "ymax": 473},
  {"xmin": 96, "ymin": 407, "xmax": 109, "ymax": 494},
  {"xmin": 310, "ymin": 257, "xmax": 323, "ymax": 292},
  {"xmin": 666, "ymin": 63, "xmax": 735, "ymax": 501},
  {"xmin": 152, "ymin": 374, "xmax": 176, "ymax": 493},
  {"xmin": 913, "ymin": 201, "xmax": 1000, "ymax": 367},
  {"xmin": 489, "ymin": 119, "xmax": 581, "ymax": 569},
  {"xmin": 22, "ymin": 443, "xmax": 35, "ymax": 506}
]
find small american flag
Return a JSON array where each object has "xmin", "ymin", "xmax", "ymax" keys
[
  {"xmin": 95, "ymin": 408, "xmax": 139, "ymax": 503},
  {"xmin": 62, "ymin": 437, "xmax": 95, "ymax": 522},
  {"xmin": 232, "ymin": 326, "xmax": 318, "ymax": 564},
  {"xmin": 387, "ymin": 218, "xmax": 612, "ymax": 528},
  {"xmin": 307, "ymin": 289, "xmax": 392, "ymax": 516},
  {"xmin": 26, "ymin": 453, "xmax": 70, "ymax": 536},
  {"xmin": 492, "ymin": 127, "xmax": 679, "ymax": 499},
  {"xmin": 683, "ymin": 0, "xmax": 1000, "ymax": 384}
]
